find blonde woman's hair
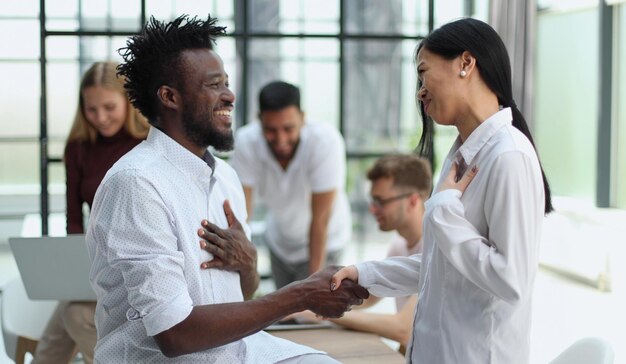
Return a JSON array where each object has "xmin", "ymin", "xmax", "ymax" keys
[{"xmin": 67, "ymin": 61, "xmax": 149, "ymax": 144}]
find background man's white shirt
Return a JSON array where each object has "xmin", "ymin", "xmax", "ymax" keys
[{"xmin": 230, "ymin": 121, "xmax": 351, "ymax": 264}]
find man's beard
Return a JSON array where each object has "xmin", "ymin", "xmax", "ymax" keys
[{"xmin": 182, "ymin": 109, "xmax": 234, "ymax": 152}]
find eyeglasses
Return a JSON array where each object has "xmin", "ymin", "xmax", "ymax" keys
[{"xmin": 369, "ymin": 192, "xmax": 414, "ymax": 209}]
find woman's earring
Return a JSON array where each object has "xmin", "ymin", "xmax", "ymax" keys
[{"xmin": 460, "ymin": 70, "xmax": 467, "ymax": 77}]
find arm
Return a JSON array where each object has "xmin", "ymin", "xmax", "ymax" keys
[
  {"xmin": 281, "ymin": 295, "xmax": 380, "ymax": 322},
  {"xmin": 330, "ymin": 295, "xmax": 417, "ymax": 348},
  {"xmin": 199, "ymin": 200, "xmax": 259, "ymax": 300},
  {"xmin": 308, "ymin": 190, "xmax": 336, "ymax": 274},
  {"xmin": 307, "ymin": 125, "xmax": 347, "ymax": 274},
  {"xmin": 332, "ymin": 255, "xmax": 422, "ymax": 297},
  {"xmin": 92, "ymin": 173, "xmax": 369, "ymax": 358},
  {"xmin": 64, "ymin": 142, "xmax": 84, "ymax": 234},
  {"xmin": 242, "ymin": 185, "xmax": 254, "ymax": 223},
  {"xmin": 154, "ymin": 266, "xmax": 369, "ymax": 357}
]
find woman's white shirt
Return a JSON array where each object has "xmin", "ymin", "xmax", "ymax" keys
[{"xmin": 356, "ymin": 108, "xmax": 545, "ymax": 364}]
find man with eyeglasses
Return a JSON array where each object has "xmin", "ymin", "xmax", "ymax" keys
[{"xmin": 289, "ymin": 154, "xmax": 432, "ymax": 353}]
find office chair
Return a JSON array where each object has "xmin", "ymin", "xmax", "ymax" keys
[
  {"xmin": 1, "ymin": 278, "xmax": 57, "ymax": 364},
  {"xmin": 549, "ymin": 337, "xmax": 614, "ymax": 364}
]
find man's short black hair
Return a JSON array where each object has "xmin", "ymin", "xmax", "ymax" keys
[
  {"xmin": 117, "ymin": 14, "xmax": 226, "ymax": 125},
  {"xmin": 258, "ymin": 81, "xmax": 301, "ymax": 113}
]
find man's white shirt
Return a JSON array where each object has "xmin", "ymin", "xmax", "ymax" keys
[
  {"xmin": 86, "ymin": 127, "xmax": 320, "ymax": 363},
  {"xmin": 230, "ymin": 121, "xmax": 351, "ymax": 264}
]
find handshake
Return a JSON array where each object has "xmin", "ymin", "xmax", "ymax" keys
[
  {"xmin": 287, "ymin": 265, "xmax": 368, "ymax": 319},
  {"xmin": 197, "ymin": 203, "xmax": 368, "ymax": 319}
]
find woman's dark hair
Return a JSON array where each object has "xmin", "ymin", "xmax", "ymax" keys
[
  {"xmin": 415, "ymin": 18, "xmax": 553, "ymax": 214},
  {"xmin": 117, "ymin": 14, "xmax": 226, "ymax": 125}
]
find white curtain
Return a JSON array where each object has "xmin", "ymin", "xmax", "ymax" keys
[{"xmin": 489, "ymin": 0, "xmax": 537, "ymax": 130}]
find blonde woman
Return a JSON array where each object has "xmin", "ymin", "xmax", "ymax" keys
[
  {"xmin": 33, "ymin": 62, "xmax": 148, "ymax": 364},
  {"xmin": 64, "ymin": 61, "xmax": 149, "ymax": 234}
]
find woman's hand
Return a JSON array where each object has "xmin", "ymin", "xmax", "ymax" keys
[
  {"xmin": 330, "ymin": 265, "xmax": 359, "ymax": 291},
  {"xmin": 437, "ymin": 162, "xmax": 478, "ymax": 194}
]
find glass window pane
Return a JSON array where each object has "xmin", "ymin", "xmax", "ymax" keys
[
  {"xmin": 214, "ymin": 37, "xmax": 239, "ymax": 132},
  {"xmin": 215, "ymin": 1, "xmax": 235, "ymax": 20},
  {"xmin": 535, "ymin": 8, "xmax": 599, "ymax": 202},
  {"xmin": 49, "ymin": 159, "xmax": 66, "ymax": 195},
  {"xmin": 434, "ymin": 0, "xmax": 491, "ymax": 27},
  {"xmin": 537, "ymin": 0, "xmax": 599, "ymax": 12},
  {"xmin": 344, "ymin": 39, "xmax": 419, "ymax": 153},
  {"xmin": 246, "ymin": 38, "xmax": 339, "ymax": 127},
  {"xmin": 49, "ymin": 138, "xmax": 67, "ymax": 162},
  {"xmin": 145, "ymin": 0, "xmax": 175, "ymax": 20},
  {"xmin": 1, "ymin": 63, "xmax": 40, "ymax": 137},
  {"xmin": 48, "ymin": 62, "xmax": 81, "ymax": 142},
  {"xmin": 111, "ymin": 0, "xmax": 142, "ymax": 30},
  {"xmin": 434, "ymin": 0, "xmax": 465, "ymax": 28},
  {"xmin": 345, "ymin": 0, "xmax": 427, "ymax": 36},
  {"xmin": 46, "ymin": 19, "xmax": 80, "ymax": 31},
  {"xmin": 47, "ymin": 36, "xmax": 128, "ymax": 62},
  {"xmin": 280, "ymin": 0, "xmax": 339, "ymax": 34},
  {"xmin": 146, "ymin": 0, "xmax": 229, "ymax": 23},
  {"xmin": 172, "ymin": 0, "xmax": 217, "ymax": 18},
  {"xmin": 0, "ymin": 20, "xmax": 39, "ymax": 59},
  {"xmin": 248, "ymin": 0, "xmax": 280, "ymax": 33},
  {"xmin": 80, "ymin": 1, "xmax": 108, "ymax": 21},
  {"xmin": 283, "ymin": 60, "xmax": 339, "ymax": 128},
  {"xmin": 346, "ymin": 157, "xmax": 379, "ymax": 251},
  {"xmin": 248, "ymin": 0, "xmax": 339, "ymax": 34},
  {"xmin": 47, "ymin": 36, "xmax": 79, "ymax": 60},
  {"xmin": 406, "ymin": 0, "xmax": 431, "ymax": 34},
  {"xmin": 90, "ymin": 36, "xmax": 128, "ymax": 62},
  {"xmin": 0, "ymin": 142, "xmax": 39, "ymax": 187},
  {"xmin": 432, "ymin": 125, "xmax": 458, "ymax": 178},
  {"xmin": 0, "ymin": 1, "xmax": 39, "ymax": 17},
  {"xmin": 46, "ymin": 0, "xmax": 141, "ymax": 31},
  {"xmin": 472, "ymin": 0, "xmax": 491, "ymax": 21},
  {"xmin": 45, "ymin": 0, "xmax": 78, "ymax": 18}
]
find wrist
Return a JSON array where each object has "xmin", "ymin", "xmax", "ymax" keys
[
  {"xmin": 240, "ymin": 263, "xmax": 258, "ymax": 280},
  {"xmin": 287, "ymin": 280, "xmax": 313, "ymax": 312},
  {"xmin": 266, "ymin": 283, "xmax": 308, "ymax": 314}
]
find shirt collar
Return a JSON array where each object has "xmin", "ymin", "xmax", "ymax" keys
[
  {"xmin": 448, "ymin": 107, "xmax": 512, "ymax": 165},
  {"xmin": 146, "ymin": 127, "xmax": 216, "ymax": 180}
]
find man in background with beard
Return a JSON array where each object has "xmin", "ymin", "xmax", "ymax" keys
[
  {"xmin": 230, "ymin": 81, "xmax": 351, "ymax": 289},
  {"xmin": 85, "ymin": 14, "xmax": 367, "ymax": 363}
]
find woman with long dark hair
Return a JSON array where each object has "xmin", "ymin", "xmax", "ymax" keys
[{"xmin": 332, "ymin": 18, "xmax": 552, "ymax": 363}]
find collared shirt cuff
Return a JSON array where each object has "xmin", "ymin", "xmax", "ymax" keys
[
  {"xmin": 425, "ymin": 189, "xmax": 462, "ymax": 210},
  {"xmin": 142, "ymin": 293, "xmax": 194, "ymax": 336},
  {"xmin": 355, "ymin": 262, "xmax": 374, "ymax": 289}
]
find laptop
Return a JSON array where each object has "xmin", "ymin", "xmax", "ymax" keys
[{"xmin": 9, "ymin": 235, "xmax": 96, "ymax": 301}]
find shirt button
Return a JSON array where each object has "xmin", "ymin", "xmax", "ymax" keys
[{"xmin": 126, "ymin": 308, "xmax": 142, "ymax": 320}]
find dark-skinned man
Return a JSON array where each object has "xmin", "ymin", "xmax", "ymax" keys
[{"xmin": 86, "ymin": 15, "xmax": 367, "ymax": 363}]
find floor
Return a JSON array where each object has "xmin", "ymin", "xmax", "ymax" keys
[{"xmin": 1, "ymin": 234, "xmax": 623, "ymax": 363}]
